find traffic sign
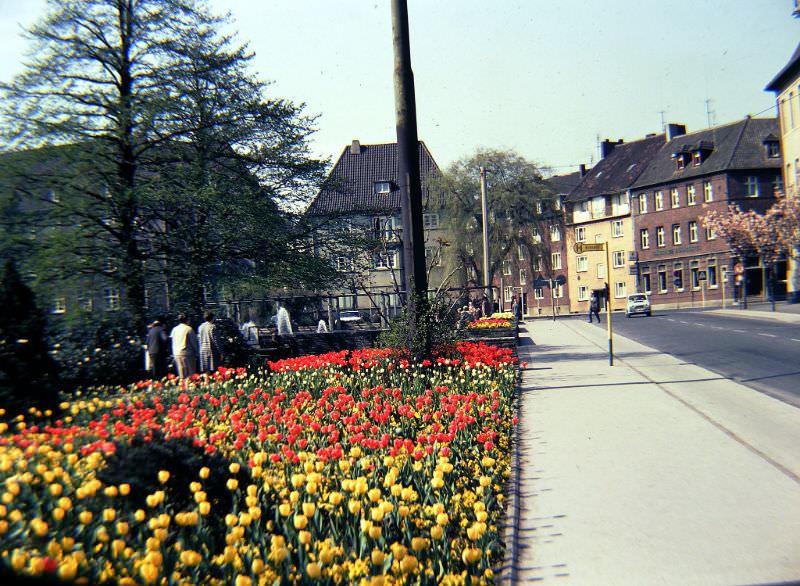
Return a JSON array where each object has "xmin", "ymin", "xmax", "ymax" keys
[
  {"xmin": 533, "ymin": 277, "xmax": 549, "ymax": 288},
  {"xmin": 698, "ymin": 270, "xmax": 707, "ymax": 281},
  {"xmin": 554, "ymin": 274, "xmax": 566, "ymax": 286},
  {"xmin": 573, "ymin": 242, "xmax": 605, "ymax": 254}
]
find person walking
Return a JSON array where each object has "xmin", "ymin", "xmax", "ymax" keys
[
  {"xmin": 480, "ymin": 295, "xmax": 492, "ymax": 318},
  {"xmin": 197, "ymin": 311, "xmax": 224, "ymax": 373},
  {"xmin": 588, "ymin": 292, "xmax": 601, "ymax": 323},
  {"xmin": 170, "ymin": 313, "xmax": 198, "ymax": 380},
  {"xmin": 146, "ymin": 319, "xmax": 169, "ymax": 380},
  {"xmin": 510, "ymin": 295, "xmax": 518, "ymax": 319}
]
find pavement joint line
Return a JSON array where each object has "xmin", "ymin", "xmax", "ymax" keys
[{"xmin": 559, "ymin": 320, "xmax": 800, "ymax": 486}]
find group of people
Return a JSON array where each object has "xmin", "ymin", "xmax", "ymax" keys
[
  {"xmin": 456, "ymin": 294, "xmax": 494, "ymax": 329},
  {"xmin": 145, "ymin": 311, "xmax": 225, "ymax": 381}
]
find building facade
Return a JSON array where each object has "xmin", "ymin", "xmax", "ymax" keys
[{"xmin": 631, "ymin": 117, "xmax": 783, "ymax": 309}]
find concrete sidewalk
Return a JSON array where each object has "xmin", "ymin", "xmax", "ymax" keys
[{"xmin": 502, "ymin": 318, "xmax": 800, "ymax": 586}]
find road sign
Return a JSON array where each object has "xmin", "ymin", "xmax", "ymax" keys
[
  {"xmin": 554, "ymin": 274, "xmax": 566, "ymax": 286},
  {"xmin": 698, "ymin": 270, "xmax": 707, "ymax": 281},
  {"xmin": 573, "ymin": 242, "xmax": 605, "ymax": 254},
  {"xmin": 533, "ymin": 277, "xmax": 549, "ymax": 288},
  {"xmin": 733, "ymin": 262, "xmax": 744, "ymax": 275}
]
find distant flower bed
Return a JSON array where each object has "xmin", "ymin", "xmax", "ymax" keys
[
  {"xmin": 489, "ymin": 312, "xmax": 514, "ymax": 320},
  {"xmin": 0, "ymin": 342, "xmax": 520, "ymax": 585},
  {"xmin": 467, "ymin": 317, "xmax": 513, "ymax": 330}
]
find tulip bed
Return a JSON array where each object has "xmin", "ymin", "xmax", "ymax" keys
[
  {"xmin": 466, "ymin": 318, "xmax": 513, "ymax": 330},
  {"xmin": 0, "ymin": 341, "xmax": 520, "ymax": 585}
]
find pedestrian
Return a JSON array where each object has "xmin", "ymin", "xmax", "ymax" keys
[
  {"xmin": 510, "ymin": 296, "xmax": 518, "ymax": 320},
  {"xmin": 197, "ymin": 311, "xmax": 224, "ymax": 373},
  {"xmin": 240, "ymin": 317, "xmax": 258, "ymax": 346},
  {"xmin": 146, "ymin": 319, "xmax": 169, "ymax": 381},
  {"xmin": 588, "ymin": 292, "xmax": 601, "ymax": 323},
  {"xmin": 481, "ymin": 295, "xmax": 492, "ymax": 318},
  {"xmin": 170, "ymin": 313, "xmax": 198, "ymax": 380}
]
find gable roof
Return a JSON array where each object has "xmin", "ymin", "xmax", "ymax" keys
[
  {"xmin": 766, "ymin": 42, "xmax": 800, "ymax": 92},
  {"xmin": 632, "ymin": 117, "xmax": 780, "ymax": 189},
  {"xmin": 567, "ymin": 133, "xmax": 665, "ymax": 202},
  {"xmin": 547, "ymin": 170, "xmax": 583, "ymax": 196},
  {"xmin": 307, "ymin": 141, "xmax": 441, "ymax": 215}
]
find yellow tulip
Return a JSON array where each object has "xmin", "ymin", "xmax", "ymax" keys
[
  {"xmin": 57, "ymin": 556, "xmax": 78, "ymax": 581},
  {"xmin": 347, "ymin": 500, "xmax": 361, "ymax": 515},
  {"xmin": 278, "ymin": 503, "xmax": 291, "ymax": 517},
  {"xmin": 189, "ymin": 481, "xmax": 202, "ymax": 493},
  {"xmin": 116, "ymin": 521, "xmax": 129, "ymax": 535},
  {"xmin": 411, "ymin": 537, "xmax": 428, "ymax": 552},
  {"xmin": 198, "ymin": 501, "xmax": 210, "ymax": 516},
  {"xmin": 78, "ymin": 510, "xmax": 93, "ymax": 525},
  {"xmin": 104, "ymin": 486, "xmax": 119, "ymax": 497},
  {"xmin": 298, "ymin": 530, "xmax": 311, "ymax": 545},
  {"xmin": 226, "ymin": 478, "xmax": 239, "ymax": 491},
  {"xmin": 52, "ymin": 507, "xmax": 65, "ymax": 522},
  {"xmin": 234, "ymin": 575, "xmax": 252, "ymax": 586},
  {"xmin": 368, "ymin": 525, "xmax": 382, "ymax": 539},
  {"xmin": 251, "ymin": 558, "xmax": 265, "ymax": 574},
  {"xmin": 49, "ymin": 484, "xmax": 63, "ymax": 497},
  {"xmin": 179, "ymin": 550, "xmax": 201, "ymax": 567},
  {"xmin": 157, "ymin": 470, "xmax": 170, "ymax": 484},
  {"xmin": 302, "ymin": 502, "xmax": 315, "ymax": 517},
  {"xmin": 293, "ymin": 514, "xmax": 308, "ymax": 530},
  {"xmin": 119, "ymin": 483, "xmax": 131, "ymax": 496},
  {"xmin": 400, "ymin": 554, "xmax": 419, "ymax": 573},
  {"xmin": 103, "ymin": 508, "xmax": 116, "ymax": 522},
  {"xmin": 139, "ymin": 562, "xmax": 159, "ymax": 584},
  {"xmin": 370, "ymin": 507, "xmax": 384, "ymax": 522},
  {"xmin": 371, "ymin": 549, "xmax": 385, "ymax": 565},
  {"xmin": 430, "ymin": 525, "xmax": 443, "ymax": 540},
  {"xmin": 305, "ymin": 562, "xmax": 322, "ymax": 579},
  {"xmin": 199, "ymin": 467, "xmax": 210, "ymax": 479}
]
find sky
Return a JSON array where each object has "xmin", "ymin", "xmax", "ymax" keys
[{"xmin": 0, "ymin": 1, "xmax": 798, "ymax": 175}]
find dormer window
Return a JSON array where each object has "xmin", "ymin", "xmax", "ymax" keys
[
  {"xmin": 675, "ymin": 153, "xmax": 687, "ymax": 170},
  {"xmin": 763, "ymin": 134, "xmax": 781, "ymax": 159},
  {"xmin": 375, "ymin": 181, "xmax": 392, "ymax": 194},
  {"xmin": 692, "ymin": 152, "xmax": 702, "ymax": 166}
]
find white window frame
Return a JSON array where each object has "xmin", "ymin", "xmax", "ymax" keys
[
  {"xmin": 533, "ymin": 287, "xmax": 544, "ymax": 300},
  {"xmin": 638, "ymin": 193, "xmax": 648, "ymax": 214},
  {"xmin": 517, "ymin": 244, "xmax": 525, "ymax": 260},
  {"xmin": 596, "ymin": 262, "xmax": 606, "ymax": 279},
  {"xmin": 52, "ymin": 297, "xmax": 66, "ymax": 314},
  {"xmin": 502, "ymin": 260, "xmax": 512, "ymax": 275},
  {"xmin": 705, "ymin": 225, "xmax": 716, "ymax": 240},
  {"xmin": 611, "ymin": 193, "xmax": 630, "ymax": 215},
  {"xmin": 656, "ymin": 226, "xmax": 665, "ymax": 247},
  {"xmin": 374, "ymin": 251, "xmax": 398, "ymax": 270},
  {"xmin": 575, "ymin": 226, "xmax": 586, "ymax": 242},
  {"xmin": 551, "ymin": 252, "xmax": 562, "ymax": 270},
  {"xmin": 425, "ymin": 247, "xmax": 442, "ymax": 267},
  {"xmin": 519, "ymin": 269, "xmax": 527, "ymax": 285},
  {"xmin": 745, "ymin": 176, "xmax": 759, "ymax": 197},
  {"xmin": 577, "ymin": 286, "xmax": 589, "ymax": 301},
  {"xmin": 550, "ymin": 224, "xmax": 561, "ymax": 242},
  {"xmin": 423, "ymin": 213, "xmax": 439, "ymax": 230},
  {"xmin": 375, "ymin": 181, "xmax": 392, "ymax": 194},
  {"xmin": 336, "ymin": 256, "xmax": 352, "ymax": 272},
  {"xmin": 672, "ymin": 224, "xmax": 682, "ymax": 245},
  {"xmin": 657, "ymin": 267, "xmax": 668, "ymax": 293},
  {"xmin": 689, "ymin": 221, "xmax": 698, "ymax": 243},
  {"xmin": 687, "ymin": 184, "xmax": 696, "ymax": 205},
  {"xmin": 703, "ymin": 181, "xmax": 713, "ymax": 202},
  {"xmin": 531, "ymin": 227, "xmax": 542, "ymax": 243},
  {"xmin": 612, "ymin": 250, "xmax": 625, "ymax": 268},
  {"xmin": 552, "ymin": 284, "xmax": 564, "ymax": 299},
  {"xmin": 611, "ymin": 220, "xmax": 624, "ymax": 238},
  {"xmin": 707, "ymin": 262, "xmax": 719, "ymax": 289},
  {"xmin": 642, "ymin": 272, "xmax": 652, "ymax": 294},
  {"xmin": 576, "ymin": 255, "xmax": 588, "ymax": 272},
  {"xmin": 614, "ymin": 281, "xmax": 627, "ymax": 299},
  {"xmin": 670, "ymin": 188, "xmax": 680, "ymax": 208},
  {"xmin": 673, "ymin": 266, "xmax": 684, "ymax": 291},
  {"xmin": 640, "ymin": 229, "xmax": 650, "ymax": 249},
  {"xmin": 104, "ymin": 287, "xmax": 120, "ymax": 312},
  {"xmin": 504, "ymin": 286, "xmax": 514, "ymax": 302},
  {"xmin": 655, "ymin": 191, "xmax": 664, "ymax": 211}
]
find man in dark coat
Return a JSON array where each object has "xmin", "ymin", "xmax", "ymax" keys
[{"xmin": 146, "ymin": 319, "xmax": 169, "ymax": 380}]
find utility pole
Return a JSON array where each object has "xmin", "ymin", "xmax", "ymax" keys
[
  {"xmin": 480, "ymin": 167, "xmax": 492, "ymax": 305},
  {"xmin": 391, "ymin": 0, "xmax": 428, "ymax": 352}
]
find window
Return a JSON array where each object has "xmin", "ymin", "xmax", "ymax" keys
[
  {"xmin": 611, "ymin": 193, "xmax": 630, "ymax": 215},
  {"xmin": 611, "ymin": 220, "xmax": 624, "ymax": 238},
  {"xmin": 573, "ymin": 200, "xmax": 591, "ymax": 223},
  {"xmin": 375, "ymin": 181, "xmax": 392, "ymax": 194},
  {"xmin": 672, "ymin": 224, "xmax": 682, "ymax": 245},
  {"xmin": 640, "ymin": 229, "xmax": 650, "ymax": 249},
  {"xmin": 670, "ymin": 188, "xmax": 680, "ymax": 208},
  {"xmin": 535, "ymin": 201, "xmax": 543, "ymax": 214},
  {"xmin": 692, "ymin": 152, "xmax": 702, "ymax": 167},
  {"xmin": 423, "ymin": 213, "xmax": 439, "ymax": 229},
  {"xmin": 425, "ymin": 247, "xmax": 442, "ymax": 267},
  {"xmin": 745, "ymin": 176, "xmax": 759, "ymax": 197},
  {"xmin": 336, "ymin": 256, "xmax": 352, "ymax": 271},
  {"xmin": 773, "ymin": 175, "xmax": 784, "ymax": 196},
  {"xmin": 502, "ymin": 260, "xmax": 512, "ymax": 275},
  {"xmin": 677, "ymin": 155, "xmax": 686, "ymax": 170},
  {"xmin": 517, "ymin": 245, "xmax": 525, "ymax": 260},
  {"xmin": 705, "ymin": 224, "xmax": 716, "ymax": 240},
  {"xmin": 532, "ymin": 255, "xmax": 542, "ymax": 272},
  {"xmin": 657, "ymin": 266, "xmax": 667, "ymax": 293},
  {"xmin": 612, "ymin": 250, "xmax": 625, "ymax": 268},
  {"xmin": 638, "ymin": 193, "xmax": 648, "ymax": 214},
  {"xmin": 766, "ymin": 141, "xmax": 780, "ymax": 158},
  {"xmin": 689, "ymin": 221, "xmax": 698, "ymax": 243},
  {"xmin": 519, "ymin": 269, "xmax": 527, "ymax": 285},
  {"xmin": 551, "ymin": 252, "xmax": 562, "ymax": 270},
  {"xmin": 374, "ymin": 251, "xmax": 398, "ymax": 269},
  {"xmin": 554, "ymin": 197, "xmax": 562, "ymax": 210},
  {"xmin": 104, "ymin": 287, "xmax": 120, "ymax": 311},
  {"xmin": 549, "ymin": 225, "xmax": 561, "ymax": 242},
  {"xmin": 375, "ymin": 217, "xmax": 398, "ymax": 241},
  {"xmin": 707, "ymin": 263, "xmax": 718, "ymax": 288},
  {"xmin": 596, "ymin": 262, "xmax": 606, "ymax": 279},
  {"xmin": 687, "ymin": 184, "xmax": 696, "ymax": 205},
  {"xmin": 674, "ymin": 265, "xmax": 684, "ymax": 290},
  {"xmin": 691, "ymin": 266, "xmax": 701, "ymax": 289},
  {"xmin": 52, "ymin": 297, "xmax": 66, "ymax": 314},
  {"xmin": 576, "ymin": 255, "xmax": 588, "ymax": 272},
  {"xmin": 553, "ymin": 284, "xmax": 564, "ymax": 299},
  {"xmin": 577, "ymin": 286, "xmax": 589, "ymax": 301},
  {"xmin": 642, "ymin": 272, "xmax": 652, "ymax": 294},
  {"xmin": 531, "ymin": 227, "xmax": 542, "ymax": 243},
  {"xmin": 504, "ymin": 286, "xmax": 514, "ymax": 302},
  {"xmin": 78, "ymin": 295, "xmax": 93, "ymax": 312},
  {"xmin": 703, "ymin": 181, "xmax": 713, "ymax": 202},
  {"xmin": 614, "ymin": 282, "xmax": 627, "ymax": 299},
  {"xmin": 575, "ymin": 226, "xmax": 586, "ymax": 242},
  {"xmin": 533, "ymin": 288, "xmax": 544, "ymax": 300},
  {"xmin": 654, "ymin": 191, "xmax": 664, "ymax": 210},
  {"xmin": 656, "ymin": 226, "xmax": 665, "ymax": 247},
  {"xmin": 591, "ymin": 196, "xmax": 606, "ymax": 219}
]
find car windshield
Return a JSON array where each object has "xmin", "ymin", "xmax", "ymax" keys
[{"xmin": 628, "ymin": 295, "xmax": 647, "ymax": 302}]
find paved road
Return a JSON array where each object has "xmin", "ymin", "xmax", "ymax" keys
[{"xmin": 591, "ymin": 308, "xmax": 800, "ymax": 407}]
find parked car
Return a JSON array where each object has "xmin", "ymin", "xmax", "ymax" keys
[{"xmin": 626, "ymin": 293, "xmax": 651, "ymax": 317}]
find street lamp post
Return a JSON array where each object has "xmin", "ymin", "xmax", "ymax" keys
[{"xmin": 480, "ymin": 167, "xmax": 491, "ymax": 306}]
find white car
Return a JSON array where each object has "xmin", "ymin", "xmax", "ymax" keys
[{"xmin": 626, "ymin": 293, "xmax": 651, "ymax": 317}]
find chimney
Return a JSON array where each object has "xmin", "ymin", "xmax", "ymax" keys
[
  {"xmin": 350, "ymin": 140, "xmax": 362, "ymax": 155},
  {"xmin": 666, "ymin": 124, "xmax": 687, "ymax": 142},
  {"xmin": 600, "ymin": 139, "xmax": 623, "ymax": 159},
  {"xmin": 579, "ymin": 164, "xmax": 587, "ymax": 177}
]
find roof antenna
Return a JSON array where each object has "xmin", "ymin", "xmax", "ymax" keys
[
  {"xmin": 705, "ymin": 99, "xmax": 715, "ymax": 128},
  {"xmin": 658, "ymin": 110, "xmax": 666, "ymax": 133}
]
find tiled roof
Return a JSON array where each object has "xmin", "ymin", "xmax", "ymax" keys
[
  {"xmin": 632, "ymin": 117, "xmax": 780, "ymax": 189},
  {"xmin": 765, "ymin": 42, "xmax": 800, "ymax": 92},
  {"xmin": 567, "ymin": 134, "xmax": 665, "ymax": 202},
  {"xmin": 547, "ymin": 170, "xmax": 583, "ymax": 196},
  {"xmin": 307, "ymin": 141, "xmax": 441, "ymax": 215}
]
